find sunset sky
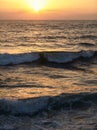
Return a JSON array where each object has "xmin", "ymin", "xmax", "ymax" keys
[{"xmin": 0, "ymin": 0, "xmax": 97, "ymax": 20}]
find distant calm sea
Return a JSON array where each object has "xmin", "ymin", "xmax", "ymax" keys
[{"xmin": 0, "ymin": 20, "xmax": 97, "ymax": 129}]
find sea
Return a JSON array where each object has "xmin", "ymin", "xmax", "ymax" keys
[{"xmin": 0, "ymin": 20, "xmax": 97, "ymax": 130}]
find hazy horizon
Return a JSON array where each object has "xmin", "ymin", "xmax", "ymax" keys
[{"xmin": 0, "ymin": 0, "xmax": 97, "ymax": 20}]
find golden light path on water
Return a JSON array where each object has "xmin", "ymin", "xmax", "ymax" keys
[{"xmin": 0, "ymin": 65, "xmax": 97, "ymax": 99}]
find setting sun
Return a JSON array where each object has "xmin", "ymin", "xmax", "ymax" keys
[
  {"xmin": 0, "ymin": 0, "xmax": 97, "ymax": 19},
  {"xmin": 26, "ymin": 0, "xmax": 47, "ymax": 12}
]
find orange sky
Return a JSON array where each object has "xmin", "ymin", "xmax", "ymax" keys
[{"xmin": 0, "ymin": 0, "xmax": 97, "ymax": 20}]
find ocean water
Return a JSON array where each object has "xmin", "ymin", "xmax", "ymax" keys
[{"xmin": 0, "ymin": 20, "xmax": 97, "ymax": 129}]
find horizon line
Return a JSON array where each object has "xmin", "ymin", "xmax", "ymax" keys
[{"xmin": 0, "ymin": 19, "xmax": 97, "ymax": 21}]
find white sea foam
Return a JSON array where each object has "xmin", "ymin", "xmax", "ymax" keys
[
  {"xmin": 0, "ymin": 97, "xmax": 49, "ymax": 115},
  {"xmin": 80, "ymin": 50, "xmax": 95, "ymax": 58},
  {"xmin": 0, "ymin": 50, "xmax": 95, "ymax": 65},
  {"xmin": 44, "ymin": 50, "xmax": 95, "ymax": 63},
  {"xmin": 44, "ymin": 52, "xmax": 80, "ymax": 63},
  {"xmin": 0, "ymin": 53, "xmax": 39, "ymax": 65},
  {"xmin": 0, "ymin": 93, "xmax": 94, "ymax": 116}
]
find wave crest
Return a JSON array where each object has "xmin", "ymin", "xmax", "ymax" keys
[
  {"xmin": 0, "ymin": 53, "xmax": 39, "ymax": 65},
  {"xmin": 0, "ymin": 50, "xmax": 95, "ymax": 65},
  {"xmin": 0, "ymin": 92, "xmax": 96, "ymax": 116}
]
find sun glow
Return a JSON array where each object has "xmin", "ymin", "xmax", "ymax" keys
[{"xmin": 26, "ymin": 0, "xmax": 47, "ymax": 12}]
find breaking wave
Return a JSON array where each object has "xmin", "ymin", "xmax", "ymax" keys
[
  {"xmin": 0, "ymin": 53, "xmax": 39, "ymax": 66},
  {"xmin": 0, "ymin": 50, "xmax": 96, "ymax": 66},
  {"xmin": 0, "ymin": 92, "xmax": 97, "ymax": 116}
]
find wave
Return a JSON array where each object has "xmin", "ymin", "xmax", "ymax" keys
[
  {"xmin": 79, "ymin": 35, "xmax": 97, "ymax": 39},
  {"xmin": 79, "ymin": 42, "xmax": 95, "ymax": 47},
  {"xmin": 0, "ymin": 50, "xmax": 96, "ymax": 66},
  {"xmin": 0, "ymin": 92, "xmax": 96, "ymax": 116},
  {"xmin": 0, "ymin": 53, "xmax": 39, "ymax": 66}
]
